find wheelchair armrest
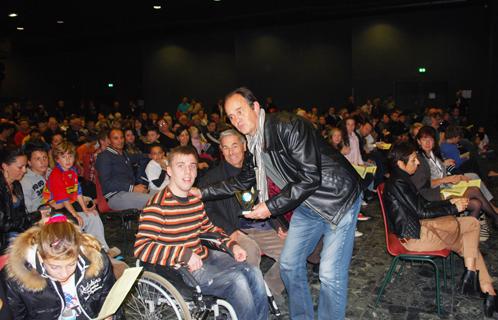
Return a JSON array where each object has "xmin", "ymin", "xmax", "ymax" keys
[
  {"xmin": 199, "ymin": 232, "xmax": 221, "ymax": 242},
  {"xmin": 199, "ymin": 234, "xmax": 234, "ymax": 258}
]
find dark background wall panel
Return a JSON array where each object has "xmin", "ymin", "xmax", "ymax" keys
[
  {"xmin": 142, "ymin": 31, "xmax": 237, "ymax": 113},
  {"xmin": 0, "ymin": 4, "xmax": 494, "ymax": 126},
  {"xmin": 352, "ymin": 6, "xmax": 488, "ymax": 116},
  {"xmin": 233, "ymin": 20, "xmax": 351, "ymax": 111}
]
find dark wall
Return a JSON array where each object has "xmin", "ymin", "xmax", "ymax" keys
[
  {"xmin": 352, "ymin": 6, "xmax": 488, "ymax": 117},
  {"xmin": 0, "ymin": 5, "xmax": 493, "ymax": 125},
  {"xmin": 143, "ymin": 19, "xmax": 351, "ymax": 115},
  {"xmin": 232, "ymin": 20, "xmax": 352, "ymax": 110},
  {"xmin": 1, "ymin": 43, "xmax": 142, "ymax": 106},
  {"xmin": 142, "ymin": 30, "xmax": 237, "ymax": 114}
]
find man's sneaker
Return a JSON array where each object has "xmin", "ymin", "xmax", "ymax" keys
[
  {"xmin": 480, "ymin": 218, "xmax": 490, "ymax": 242},
  {"xmin": 355, "ymin": 230, "xmax": 363, "ymax": 237},
  {"xmin": 361, "ymin": 200, "xmax": 368, "ymax": 207},
  {"xmin": 357, "ymin": 213, "xmax": 371, "ymax": 221}
]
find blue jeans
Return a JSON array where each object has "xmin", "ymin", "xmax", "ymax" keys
[
  {"xmin": 280, "ymin": 196, "xmax": 361, "ymax": 320},
  {"xmin": 189, "ymin": 250, "xmax": 268, "ymax": 320}
]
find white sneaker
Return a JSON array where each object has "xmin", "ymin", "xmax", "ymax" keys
[
  {"xmin": 357, "ymin": 213, "xmax": 371, "ymax": 221},
  {"xmin": 361, "ymin": 200, "xmax": 368, "ymax": 207},
  {"xmin": 355, "ymin": 230, "xmax": 363, "ymax": 237}
]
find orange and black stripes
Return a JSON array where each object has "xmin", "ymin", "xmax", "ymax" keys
[{"xmin": 134, "ymin": 187, "xmax": 235, "ymax": 266}]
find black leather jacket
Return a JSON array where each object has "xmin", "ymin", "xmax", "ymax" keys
[
  {"xmin": 0, "ymin": 175, "xmax": 39, "ymax": 253},
  {"xmin": 201, "ymin": 112, "xmax": 363, "ymax": 226},
  {"xmin": 384, "ymin": 167, "xmax": 458, "ymax": 239}
]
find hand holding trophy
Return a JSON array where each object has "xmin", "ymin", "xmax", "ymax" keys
[{"xmin": 235, "ymin": 187, "xmax": 258, "ymax": 215}]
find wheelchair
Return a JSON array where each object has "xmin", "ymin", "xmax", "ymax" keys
[{"xmin": 122, "ymin": 234, "xmax": 281, "ymax": 320}]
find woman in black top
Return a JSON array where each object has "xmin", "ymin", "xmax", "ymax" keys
[{"xmin": 0, "ymin": 147, "xmax": 39, "ymax": 253}]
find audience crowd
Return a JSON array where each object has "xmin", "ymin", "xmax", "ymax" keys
[{"xmin": 0, "ymin": 91, "xmax": 497, "ymax": 319}]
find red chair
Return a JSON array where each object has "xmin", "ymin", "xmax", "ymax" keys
[
  {"xmin": 95, "ymin": 172, "xmax": 140, "ymax": 254},
  {"xmin": 0, "ymin": 255, "xmax": 8, "ymax": 271},
  {"xmin": 376, "ymin": 183, "xmax": 454, "ymax": 315}
]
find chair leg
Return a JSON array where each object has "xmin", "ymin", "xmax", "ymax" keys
[
  {"xmin": 120, "ymin": 215, "xmax": 128, "ymax": 255},
  {"xmin": 450, "ymin": 253, "xmax": 454, "ymax": 290},
  {"xmin": 442, "ymin": 258, "xmax": 447, "ymax": 289},
  {"xmin": 376, "ymin": 256, "xmax": 400, "ymax": 306},
  {"xmin": 428, "ymin": 259, "xmax": 442, "ymax": 316}
]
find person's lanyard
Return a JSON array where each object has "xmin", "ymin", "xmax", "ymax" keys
[{"xmin": 428, "ymin": 152, "xmax": 444, "ymax": 178}]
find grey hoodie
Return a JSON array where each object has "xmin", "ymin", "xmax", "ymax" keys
[{"xmin": 20, "ymin": 168, "xmax": 51, "ymax": 213}]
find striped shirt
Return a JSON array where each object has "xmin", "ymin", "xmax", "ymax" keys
[{"xmin": 134, "ymin": 187, "xmax": 235, "ymax": 266}]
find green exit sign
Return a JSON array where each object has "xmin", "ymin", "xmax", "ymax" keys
[{"xmin": 418, "ymin": 67, "xmax": 426, "ymax": 73}]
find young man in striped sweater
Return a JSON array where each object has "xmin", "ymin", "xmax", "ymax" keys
[{"xmin": 134, "ymin": 146, "xmax": 268, "ymax": 320}]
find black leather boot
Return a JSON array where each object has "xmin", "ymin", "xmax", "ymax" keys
[
  {"xmin": 482, "ymin": 293, "xmax": 497, "ymax": 317},
  {"xmin": 460, "ymin": 269, "xmax": 479, "ymax": 296}
]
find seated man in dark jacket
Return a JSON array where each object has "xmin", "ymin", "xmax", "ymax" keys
[
  {"xmin": 384, "ymin": 142, "xmax": 497, "ymax": 317},
  {"xmin": 95, "ymin": 129, "xmax": 150, "ymax": 211},
  {"xmin": 198, "ymin": 129, "xmax": 285, "ymax": 296}
]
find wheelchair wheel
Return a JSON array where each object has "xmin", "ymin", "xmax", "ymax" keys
[
  {"xmin": 124, "ymin": 271, "xmax": 192, "ymax": 320},
  {"xmin": 211, "ymin": 299, "xmax": 237, "ymax": 320}
]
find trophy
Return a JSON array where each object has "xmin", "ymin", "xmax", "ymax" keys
[{"xmin": 235, "ymin": 187, "xmax": 258, "ymax": 215}]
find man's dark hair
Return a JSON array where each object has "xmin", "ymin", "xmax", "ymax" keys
[
  {"xmin": 416, "ymin": 125, "xmax": 437, "ymax": 141},
  {"xmin": 23, "ymin": 142, "xmax": 49, "ymax": 160},
  {"xmin": 175, "ymin": 126, "xmax": 189, "ymax": 138},
  {"xmin": 444, "ymin": 125, "xmax": 462, "ymax": 140},
  {"xmin": 167, "ymin": 145, "xmax": 198, "ymax": 164},
  {"xmin": 98, "ymin": 129, "xmax": 109, "ymax": 143},
  {"xmin": 388, "ymin": 142, "xmax": 417, "ymax": 168},
  {"xmin": 225, "ymin": 87, "xmax": 259, "ymax": 107},
  {"xmin": 146, "ymin": 126, "xmax": 159, "ymax": 134},
  {"xmin": 108, "ymin": 128, "xmax": 123, "ymax": 138}
]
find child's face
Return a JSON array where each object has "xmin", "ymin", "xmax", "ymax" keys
[
  {"xmin": 150, "ymin": 147, "xmax": 165, "ymax": 162},
  {"xmin": 43, "ymin": 257, "xmax": 78, "ymax": 283},
  {"xmin": 56, "ymin": 152, "xmax": 75, "ymax": 171}
]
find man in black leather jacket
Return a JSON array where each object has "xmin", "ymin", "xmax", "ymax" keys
[
  {"xmin": 384, "ymin": 142, "xmax": 497, "ymax": 317},
  {"xmin": 199, "ymin": 87, "xmax": 363, "ymax": 320}
]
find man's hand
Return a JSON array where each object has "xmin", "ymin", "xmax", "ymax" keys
[
  {"xmin": 230, "ymin": 230, "xmax": 241, "ymax": 241},
  {"xmin": 198, "ymin": 162, "xmax": 209, "ymax": 170},
  {"xmin": 244, "ymin": 202, "xmax": 271, "ymax": 220},
  {"xmin": 232, "ymin": 245, "xmax": 247, "ymax": 262},
  {"xmin": 187, "ymin": 253, "xmax": 203, "ymax": 272},
  {"xmin": 277, "ymin": 227, "xmax": 288, "ymax": 240},
  {"xmin": 450, "ymin": 197, "xmax": 469, "ymax": 212},
  {"xmin": 133, "ymin": 184, "xmax": 148, "ymax": 193},
  {"xmin": 190, "ymin": 187, "xmax": 202, "ymax": 199},
  {"xmin": 443, "ymin": 159, "xmax": 456, "ymax": 167}
]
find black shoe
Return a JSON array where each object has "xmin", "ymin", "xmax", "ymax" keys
[
  {"xmin": 483, "ymin": 293, "xmax": 497, "ymax": 317},
  {"xmin": 460, "ymin": 269, "xmax": 480, "ymax": 296}
]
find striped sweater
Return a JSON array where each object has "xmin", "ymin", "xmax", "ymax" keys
[{"xmin": 134, "ymin": 187, "xmax": 236, "ymax": 266}]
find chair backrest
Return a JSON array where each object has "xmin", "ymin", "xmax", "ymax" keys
[
  {"xmin": 376, "ymin": 183, "xmax": 409, "ymax": 256},
  {"xmin": 94, "ymin": 171, "xmax": 112, "ymax": 214}
]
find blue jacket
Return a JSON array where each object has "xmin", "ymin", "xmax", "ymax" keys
[
  {"xmin": 95, "ymin": 147, "xmax": 142, "ymax": 199},
  {"xmin": 440, "ymin": 142, "xmax": 466, "ymax": 169}
]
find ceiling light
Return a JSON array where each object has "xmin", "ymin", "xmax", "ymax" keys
[
  {"xmin": 153, "ymin": 5, "xmax": 161, "ymax": 9},
  {"xmin": 8, "ymin": 13, "xmax": 18, "ymax": 17},
  {"xmin": 17, "ymin": 27, "xmax": 24, "ymax": 31},
  {"xmin": 57, "ymin": 20, "xmax": 64, "ymax": 24},
  {"xmin": 213, "ymin": 0, "xmax": 221, "ymax": 2}
]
